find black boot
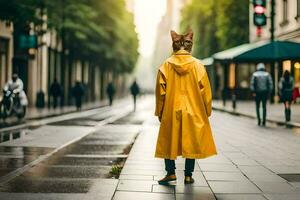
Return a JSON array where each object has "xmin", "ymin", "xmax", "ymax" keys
[
  {"xmin": 285, "ymin": 108, "xmax": 288, "ymax": 122},
  {"xmin": 287, "ymin": 109, "xmax": 291, "ymax": 122}
]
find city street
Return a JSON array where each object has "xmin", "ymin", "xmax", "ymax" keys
[
  {"xmin": 1, "ymin": 0, "xmax": 300, "ymax": 199},
  {"xmin": 0, "ymin": 96, "xmax": 299, "ymax": 199}
]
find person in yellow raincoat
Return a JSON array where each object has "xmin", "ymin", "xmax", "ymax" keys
[{"xmin": 155, "ymin": 29, "xmax": 217, "ymax": 185}]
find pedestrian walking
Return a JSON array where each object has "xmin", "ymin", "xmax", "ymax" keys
[
  {"xmin": 250, "ymin": 63, "xmax": 273, "ymax": 126},
  {"xmin": 155, "ymin": 30, "xmax": 217, "ymax": 185},
  {"xmin": 49, "ymin": 78, "xmax": 62, "ymax": 109},
  {"xmin": 279, "ymin": 70, "xmax": 294, "ymax": 122},
  {"xmin": 130, "ymin": 79, "xmax": 140, "ymax": 111},
  {"xmin": 72, "ymin": 81, "xmax": 85, "ymax": 111},
  {"xmin": 106, "ymin": 82, "xmax": 116, "ymax": 106}
]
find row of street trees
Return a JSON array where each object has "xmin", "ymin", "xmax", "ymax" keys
[
  {"xmin": 0, "ymin": 0, "xmax": 139, "ymax": 74},
  {"xmin": 180, "ymin": 0, "xmax": 249, "ymax": 58}
]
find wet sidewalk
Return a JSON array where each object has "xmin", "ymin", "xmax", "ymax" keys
[
  {"xmin": 213, "ymin": 100, "xmax": 300, "ymax": 127},
  {"xmin": 114, "ymin": 102, "xmax": 300, "ymax": 200}
]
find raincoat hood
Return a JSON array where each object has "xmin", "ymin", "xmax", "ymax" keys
[{"xmin": 167, "ymin": 50, "xmax": 195, "ymax": 75}]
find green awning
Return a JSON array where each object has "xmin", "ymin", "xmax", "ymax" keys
[
  {"xmin": 201, "ymin": 57, "xmax": 213, "ymax": 66},
  {"xmin": 213, "ymin": 41, "xmax": 267, "ymax": 62},
  {"xmin": 234, "ymin": 41, "xmax": 300, "ymax": 62},
  {"xmin": 213, "ymin": 40, "xmax": 300, "ymax": 63}
]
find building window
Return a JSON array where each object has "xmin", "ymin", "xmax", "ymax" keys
[{"xmin": 281, "ymin": 0, "xmax": 289, "ymax": 25}]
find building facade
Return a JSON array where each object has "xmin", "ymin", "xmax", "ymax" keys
[
  {"xmin": 249, "ymin": 0, "xmax": 300, "ymax": 90},
  {"xmin": 0, "ymin": 20, "xmax": 13, "ymax": 93}
]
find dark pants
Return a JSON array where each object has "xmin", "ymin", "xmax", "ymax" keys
[
  {"xmin": 255, "ymin": 92, "xmax": 268, "ymax": 125},
  {"xmin": 53, "ymin": 96, "xmax": 59, "ymax": 108},
  {"xmin": 133, "ymin": 95, "xmax": 137, "ymax": 111},
  {"xmin": 75, "ymin": 97, "xmax": 82, "ymax": 111},
  {"xmin": 165, "ymin": 159, "xmax": 195, "ymax": 176},
  {"xmin": 109, "ymin": 95, "xmax": 113, "ymax": 106}
]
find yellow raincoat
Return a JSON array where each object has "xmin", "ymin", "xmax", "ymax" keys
[{"xmin": 155, "ymin": 50, "xmax": 217, "ymax": 160}]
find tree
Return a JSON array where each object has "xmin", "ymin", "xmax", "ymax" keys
[
  {"xmin": 216, "ymin": 0, "xmax": 249, "ymax": 50},
  {"xmin": 0, "ymin": 0, "xmax": 139, "ymax": 73},
  {"xmin": 180, "ymin": 0, "xmax": 249, "ymax": 58}
]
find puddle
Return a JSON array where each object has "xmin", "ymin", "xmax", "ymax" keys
[{"xmin": 0, "ymin": 146, "xmax": 54, "ymax": 178}]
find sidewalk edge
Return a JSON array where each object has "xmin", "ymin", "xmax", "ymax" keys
[{"xmin": 212, "ymin": 106, "xmax": 300, "ymax": 128}]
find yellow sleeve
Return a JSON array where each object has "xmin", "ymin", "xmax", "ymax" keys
[
  {"xmin": 154, "ymin": 70, "xmax": 166, "ymax": 117},
  {"xmin": 199, "ymin": 69, "xmax": 212, "ymax": 117}
]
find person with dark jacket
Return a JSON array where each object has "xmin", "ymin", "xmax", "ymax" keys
[
  {"xmin": 106, "ymin": 82, "xmax": 116, "ymax": 106},
  {"xmin": 279, "ymin": 70, "xmax": 294, "ymax": 122},
  {"xmin": 72, "ymin": 81, "xmax": 85, "ymax": 111},
  {"xmin": 49, "ymin": 78, "xmax": 62, "ymax": 109},
  {"xmin": 130, "ymin": 80, "xmax": 140, "ymax": 111},
  {"xmin": 250, "ymin": 63, "xmax": 273, "ymax": 126}
]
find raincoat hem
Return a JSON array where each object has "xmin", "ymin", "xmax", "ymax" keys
[{"xmin": 155, "ymin": 152, "xmax": 217, "ymax": 160}]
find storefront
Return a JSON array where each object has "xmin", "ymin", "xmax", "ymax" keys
[{"xmin": 212, "ymin": 41, "xmax": 300, "ymax": 101}]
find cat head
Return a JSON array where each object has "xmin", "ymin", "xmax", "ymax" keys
[{"xmin": 170, "ymin": 29, "xmax": 193, "ymax": 52}]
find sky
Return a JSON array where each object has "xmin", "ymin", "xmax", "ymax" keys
[{"xmin": 133, "ymin": 0, "xmax": 167, "ymax": 57}]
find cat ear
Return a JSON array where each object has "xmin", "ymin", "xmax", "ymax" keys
[
  {"xmin": 170, "ymin": 30, "xmax": 180, "ymax": 41},
  {"xmin": 184, "ymin": 29, "xmax": 193, "ymax": 40}
]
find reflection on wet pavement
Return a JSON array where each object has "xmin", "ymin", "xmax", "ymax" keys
[
  {"xmin": 0, "ymin": 146, "xmax": 54, "ymax": 178},
  {"xmin": 0, "ymin": 97, "xmax": 155, "ymax": 195},
  {"xmin": 49, "ymin": 112, "xmax": 114, "ymax": 127},
  {"xmin": 0, "ymin": 130, "xmax": 25, "ymax": 143},
  {"xmin": 0, "ymin": 116, "xmax": 141, "ymax": 193},
  {"xmin": 1, "ymin": 177, "xmax": 92, "ymax": 193},
  {"xmin": 111, "ymin": 111, "xmax": 148, "ymax": 125}
]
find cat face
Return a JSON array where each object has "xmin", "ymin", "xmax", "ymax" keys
[{"xmin": 170, "ymin": 29, "xmax": 193, "ymax": 52}]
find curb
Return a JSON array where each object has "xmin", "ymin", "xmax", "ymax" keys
[{"xmin": 212, "ymin": 106, "xmax": 300, "ymax": 128}]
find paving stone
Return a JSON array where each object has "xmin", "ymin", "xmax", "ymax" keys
[
  {"xmin": 208, "ymin": 181, "xmax": 261, "ymax": 194},
  {"xmin": 120, "ymin": 169, "xmax": 165, "ymax": 176},
  {"xmin": 152, "ymin": 184, "xmax": 175, "ymax": 193},
  {"xmin": 176, "ymin": 193, "xmax": 216, "ymax": 200},
  {"xmin": 203, "ymin": 172, "xmax": 248, "ymax": 181},
  {"xmin": 199, "ymin": 164, "xmax": 239, "ymax": 172},
  {"xmin": 119, "ymin": 174, "xmax": 154, "ymax": 180},
  {"xmin": 113, "ymin": 191, "xmax": 174, "ymax": 200},
  {"xmin": 290, "ymin": 182, "xmax": 300, "ymax": 189},
  {"xmin": 238, "ymin": 166, "xmax": 274, "ymax": 174},
  {"xmin": 223, "ymin": 152, "xmax": 248, "ymax": 159},
  {"xmin": 230, "ymin": 158, "xmax": 259, "ymax": 166},
  {"xmin": 122, "ymin": 164, "xmax": 164, "ymax": 171},
  {"xmin": 264, "ymin": 165, "xmax": 300, "ymax": 174},
  {"xmin": 264, "ymin": 194, "xmax": 300, "ymax": 200},
  {"xmin": 216, "ymin": 194, "xmax": 267, "ymax": 200},
  {"xmin": 246, "ymin": 173, "xmax": 287, "ymax": 182},
  {"xmin": 88, "ymin": 179, "xmax": 118, "ymax": 197},
  {"xmin": 175, "ymin": 184, "xmax": 216, "ymax": 199},
  {"xmin": 254, "ymin": 181, "xmax": 299, "ymax": 193},
  {"xmin": 198, "ymin": 155, "xmax": 232, "ymax": 164},
  {"xmin": 278, "ymin": 174, "xmax": 300, "ymax": 182},
  {"xmin": 117, "ymin": 180, "xmax": 154, "ymax": 192}
]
